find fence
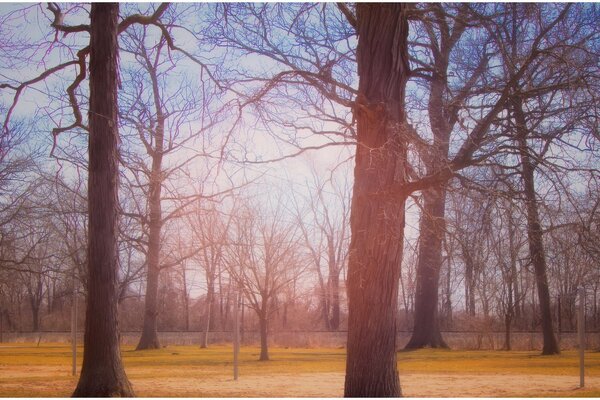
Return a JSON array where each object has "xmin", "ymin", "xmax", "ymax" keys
[{"xmin": 1, "ymin": 330, "xmax": 599, "ymax": 351}]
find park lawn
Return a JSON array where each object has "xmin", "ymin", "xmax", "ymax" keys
[
  {"xmin": 397, "ymin": 348, "xmax": 600, "ymax": 376},
  {"xmin": 0, "ymin": 343, "xmax": 599, "ymax": 397}
]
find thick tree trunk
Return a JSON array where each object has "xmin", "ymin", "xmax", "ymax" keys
[
  {"xmin": 218, "ymin": 271, "xmax": 224, "ymax": 329},
  {"xmin": 504, "ymin": 220, "xmax": 517, "ymax": 350},
  {"xmin": 509, "ymin": 225, "xmax": 522, "ymax": 323},
  {"xmin": 313, "ymin": 258, "xmax": 331, "ymax": 330},
  {"xmin": 136, "ymin": 237, "xmax": 161, "ymax": 349},
  {"xmin": 344, "ymin": 4, "xmax": 410, "ymax": 397},
  {"xmin": 47, "ymin": 280, "xmax": 53, "ymax": 314},
  {"xmin": 443, "ymin": 257, "xmax": 453, "ymax": 327},
  {"xmin": 201, "ymin": 280, "xmax": 213, "ymax": 348},
  {"xmin": 503, "ymin": 264, "xmax": 514, "ymax": 351},
  {"xmin": 504, "ymin": 311, "xmax": 512, "ymax": 351},
  {"xmin": 201, "ymin": 304, "xmax": 211, "ymax": 348},
  {"xmin": 240, "ymin": 301, "xmax": 245, "ymax": 344},
  {"xmin": 513, "ymin": 95, "xmax": 560, "ymax": 355},
  {"xmin": 259, "ymin": 313, "xmax": 269, "ymax": 361},
  {"xmin": 406, "ymin": 187, "xmax": 449, "ymax": 349},
  {"xmin": 326, "ymin": 235, "xmax": 341, "ymax": 331},
  {"xmin": 321, "ymin": 295, "xmax": 331, "ymax": 331},
  {"xmin": 30, "ymin": 302, "xmax": 39, "ymax": 332},
  {"xmin": 329, "ymin": 271, "xmax": 340, "ymax": 330},
  {"xmin": 28, "ymin": 279, "xmax": 43, "ymax": 332},
  {"xmin": 73, "ymin": 4, "xmax": 134, "ymax": 396},
  {"xmin": 464, "ymin": 250, "xmax": 476, "ymax": 317},
  {"xmin": 182, "ymin": 269, "xmax": 190, "ymax": 332}
]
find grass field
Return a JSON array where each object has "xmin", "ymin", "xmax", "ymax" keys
[{"xmin": 0, "ymin": 343, "xmax": 599, "ymax": 397}]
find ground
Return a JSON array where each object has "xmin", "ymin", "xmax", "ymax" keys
[{"xmin": 0, "ymin": 343, "xmax": 599, "ymax": 397}]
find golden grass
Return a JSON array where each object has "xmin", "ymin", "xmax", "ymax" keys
[
  {"xmin": 0, "ymin": 343, "xmax": 598, "ymax": 397},
  {"xmin": 397, "ymin": 348, "xmax": 600, "ymax": 376}
]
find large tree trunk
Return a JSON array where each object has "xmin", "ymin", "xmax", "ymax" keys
[
  {"xmin": 73, "ymin": 4, "xmax": 134, "ymax": 396},
  {"xmin": 321, "ymin": 295, "xmax": 331, "ymax": 331},
  {"xmin": 513, "ymin": 95, "xmax": 560, "ymax": 355},
  {"xmin": 442, "ymin": 256, "xmax": 453, "ymax": 328},
  {"xmin": 326, "ymin": 235, "xmax": 341, "ymax": 330},
  {"xmin": 504, "ymin": 215, "xmax": 518, "ymax": 350},
  {"xmin": 30, "ymin": 301, "xmax": 39, "ymax": 332},
  {"xmin": 406, "ymin": 187, "xmax": 449, "ymax": 349},
  {"xmin": 27, "ymin": 278, "xmax": 43, "ymax": 332},
  {"xmin": 510, "ymin": 237, "xmax": 522, "ymax": 323},
  {"xmin": 315, "ymin": 264, "xmax": 331, "ymax": 330},
  {"xmin": 504, "ymin": 307, "xmax": 513, "ymax": 351},
  {"xmin": 47, "ymin": 279, "xmax": 53, "ymax": 314},
  {"xmin": 182, "ymin": 266, "xmax": 190, "ymax": 332},
  {"xmin": 329, "ymin": 270, "xmax": 340, "ymax": 330},
  {"xmin": 344, "ymin": 4, "xmax": 410, "ymax": 397},
  {"xmin": 201, "ymin": 277, "xmax": 214, "ymax": 348},
  {"xmin": 136, "ymin": 223, "xmax": 161, "ymax": 350},
  {"xmin": 258, "ymin": 313, "xmax": 269, "ymax": 361},
  {"xmin": 464, "ymin": 249, "xmax": 477, "ymax": 317}
]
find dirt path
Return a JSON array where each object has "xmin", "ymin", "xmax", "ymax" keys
[
  {"xmin": 1, "ymin": 366, "xmax": 598, "ymax": 397},
  {"xmin": 131, "ymin": 372, "xmax": 599, "ymax": 397}
]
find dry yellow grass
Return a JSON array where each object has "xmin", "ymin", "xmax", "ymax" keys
[{"xmin": 0, "ymin": 343, "xmax": 598, "ymax": 397}]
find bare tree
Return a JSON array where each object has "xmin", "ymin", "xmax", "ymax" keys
[
  {"xmin": 189, "ymin": 203, "xmax": 232, "ymax": 347},
  {"xmin": 405, "ymin": 3, "xmax": 491, "ymax": 350},
  {"xmin": 118, "ymin": 13, "xmax": 238, "ymax": 348},
  {"xmin": 225, "ymin": 199, "xmax": 306, "ymax": 361},
  {"xmin": 489, "ymin": 3, "xmax": 600, "ymax": 354},
  {"xmin": 289, "ymin": 167, "xmax": 351, "ymax": 331}
]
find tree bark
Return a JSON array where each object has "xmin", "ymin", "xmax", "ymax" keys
[
  {"xmin": 443, "ymin": 254, "xmax": 453, "ymax": 327},
  {"xmin": 464, "ymin": 248, "xmax": 476, "ymax": 317},
  {"xmin": 182, "ymin": 265, "xmax": 190, "ymax": 332},
  {"xmin": 73, "ymin": 3, "xmax": 134, "ymax": 396},
  {"xmin": 504, "ymin": 214, "xmax": 518, "ymax": 350},
  {"xmin": 406, "ymin": 187, "xmax": 449, "ymax": 349},
  {"xmin": 509, "ymin": 222, "xmax": 521, "ymax": 322},
  {"xmin": 201, "ymin": 278, "xmax": 214, "ymax": 348},
  {"xmin": 30, "ymin": 301, "xmax": 39, "ymax": 332},
  {"xmin": 326, "ymin": 234, "xmax": 341, "ymax": 331},
  {"xmin": 27, "ymin": 277, "xmax": 43, "ymax": 332},
  {"xmin": 259, "ymin": 313, "xmax": 269, "ymax": 361},
  {"xmin": 329, "ymin": 270, "xmax": 340, "ymax": 330},
  {"xmin": 513, "ymin": 94, "xmax": 560, "ymax": 355},
  {"xmin": 136, "ymin": 241, "xmax": 161, "ymax": 349},
  {"xmin": 344, "ymin": 4, "xmax": 410, "ymax": 397},
  {"xmin": 504, "ymin": 310, "xmax": 513, "ymax": 351}
]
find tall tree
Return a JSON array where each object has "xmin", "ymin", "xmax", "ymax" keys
[
  {"xmin": 512, "ymin": 95, "xmax": 560, "ymax": 355},
  {"xmin": 117, "ymin": 15, "xmax": 233, "ymax": 349},
  {"xmin": 495, "ymin": 2, "xmax": 597, "ymax": 354},
  {"xmin": 120, "ymin": 25, "xmax": 171, "ymax": 351},
  {"xmin": 73, "ymin": 4, "xmax": 134, "ymax": 396},
  {"xmin": 344, "ymin": 4, "xmax": 410, "ymax": 396},
  {"xmin": 189, "ymin": 203, "xmax": 232, "ymax": 348},
  {"xmin": 406, "ymin": 3, "xmax": 487, "ymax": 349}
]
